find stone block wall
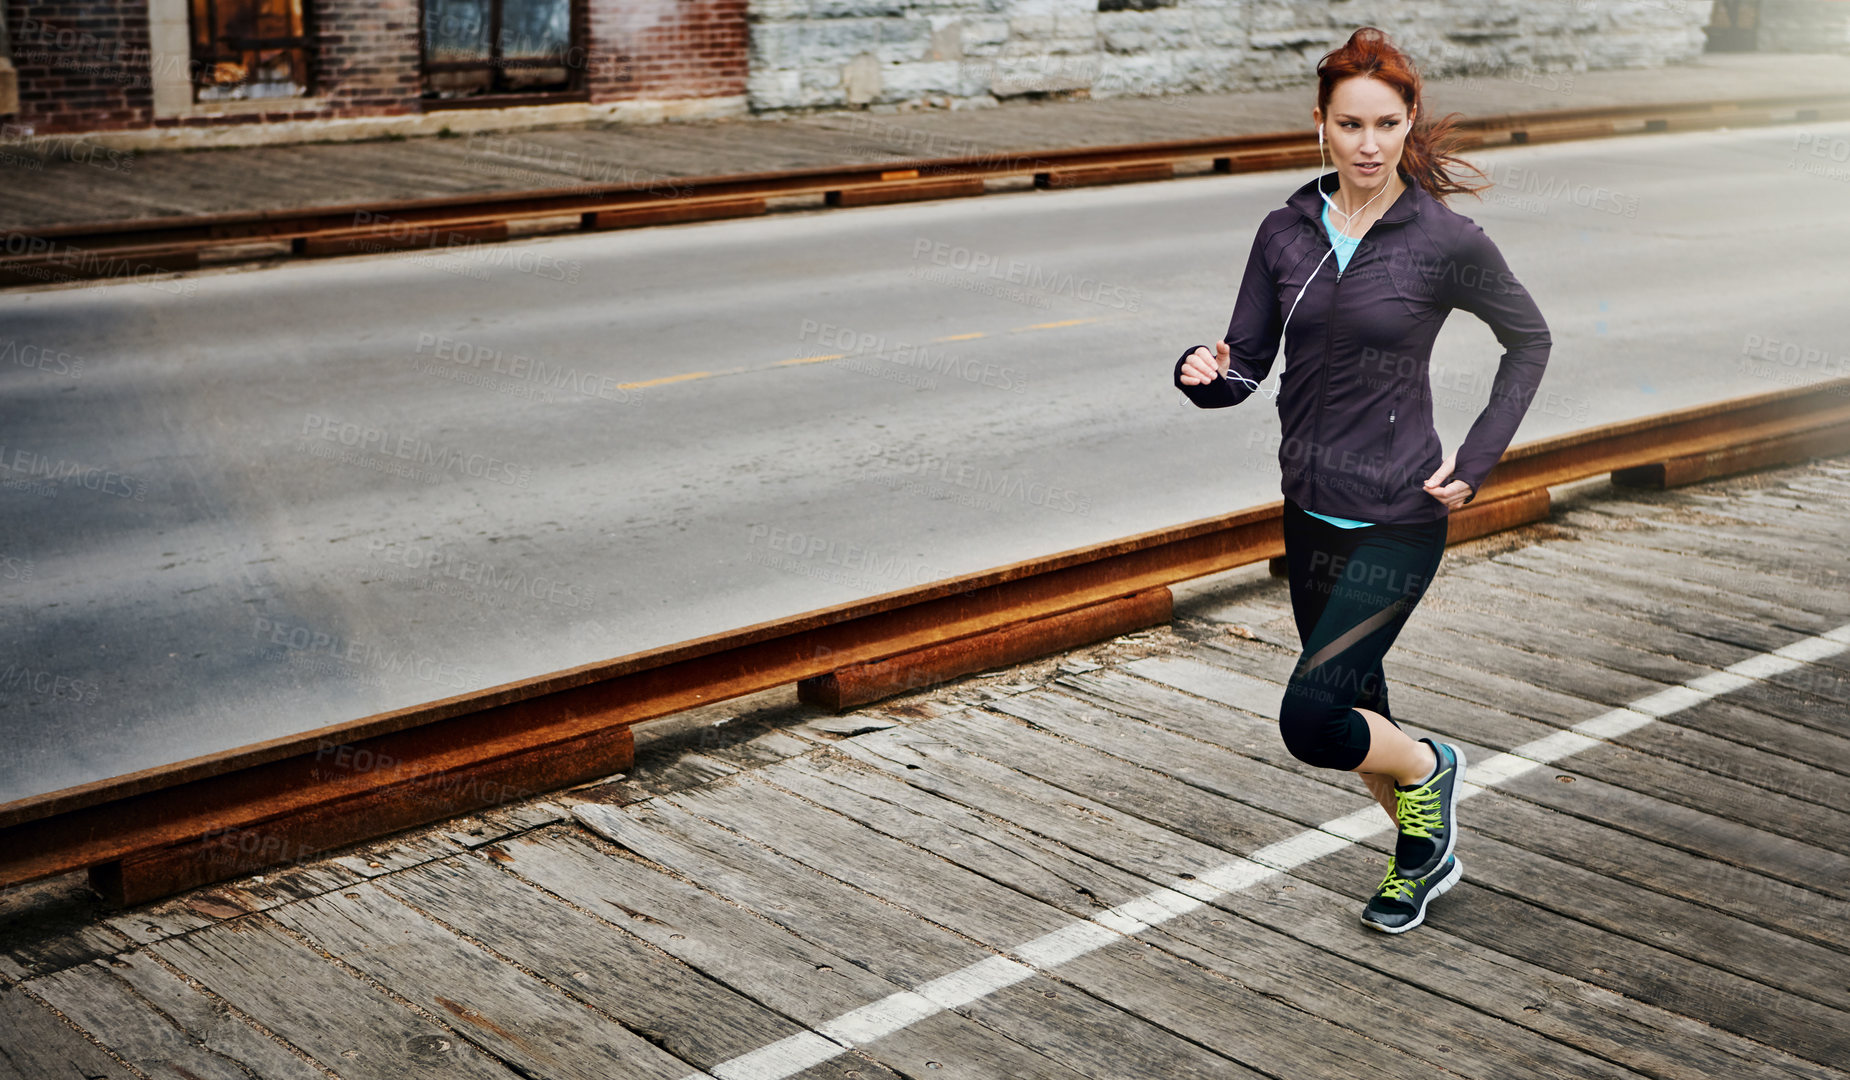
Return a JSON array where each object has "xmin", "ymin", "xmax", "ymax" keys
[
  {"xmin": 1756, "ymin": 0, "xmax": 1850, "ymax": 53},
  {"xmin": 746, "ymin": 0, "xmax": 1717, "ymax": 113}
]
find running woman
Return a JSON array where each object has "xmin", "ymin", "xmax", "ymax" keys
[{"xmin": 1173, "ymin": 27, "xmax": 1553, "ymax": 932}]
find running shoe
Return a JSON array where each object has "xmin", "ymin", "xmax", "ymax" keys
[
  {"xmin": 1393, "ymin": 737, "xmax": 1465, "ymax": 879},
  {"xmin": 1361, "ymin": 853, "xmax": 1462, "ymax": 934}
]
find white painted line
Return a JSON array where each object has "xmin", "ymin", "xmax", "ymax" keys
[
  {"xmin": 1571, "ymin": 707, "xmax": 1656, "ymax": 741},
  {"xmin": 644, "ymin": 619, "xmax": 1850, "ymax": 1080},
  {"xmin": 915, "ymin": 955, "xmax": 1036, "ymax": 1009},
  {"xmin": 708, "ymin": 1031, "xmax": 848, "ymax": 1080},
  {"xmin": 819, "ymin": 991, "xmax": 941, "ymax": 1045},
  {"xmin": 1685, "ymin": 671, "xmax": 1756, "ymax": 696}
]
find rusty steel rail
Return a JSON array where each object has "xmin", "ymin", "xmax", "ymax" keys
[
  {"xmin": 2, "ymin": 376, "xmax": 1848, "ymax": 904},
  {"xmin": 3, "ymin": 90, "xmax": 1848, "ymax": 287}
]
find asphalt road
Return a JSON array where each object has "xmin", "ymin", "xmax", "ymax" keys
[{"xmin": 2, "ymin": 118, "xmax": 1845, "ymax": 805}]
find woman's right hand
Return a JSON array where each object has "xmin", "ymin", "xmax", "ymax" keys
[{"xmin": 1179, "ymin": 341, "xmax": 1232, "ymax": 386}]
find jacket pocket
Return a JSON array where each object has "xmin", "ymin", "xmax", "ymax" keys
[
  {"xmin": 1383, "ymin": 252, "xmax": 1443, "ymax": 325},
  {"xmin": 1381, "ymin": 404, "xmax": 1399, "ymax": 504}
]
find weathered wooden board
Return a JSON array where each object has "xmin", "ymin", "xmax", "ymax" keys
[
  {"xmin": 0, "ymin": 984, "xmax": 137, "ymax": 1080},
  {"xmin": 1553, "ymin": 530, "xmax": 1850, "ymax": 613},
  {"xmin": 1424, "ymin": 589, "xmax": 1721, "ymax": 684},
  {"xmin": 149, "ymin": 917, "xmax": 527, "ymax": 1080},
  {"xmin": 1443, "ymin": 556, "xmax": 1806, "ymax": 654},
  {"xmin": 1556, "ymin": 501, "xmax": 1847, "ymax": 558},
  {"xmin": 990, "ymin": 688, "xmax": 1364, "ymax": 825},
  {"xmin": 660, "ymin": 773, "xmax": 1442, "ymax": 1080},
  {"xmin": 1431, "ymin": 826, "xmax": 1850, "ymax": 1013},
  {"xmin": 1357, "ymin": 648, "xmax": 1850, "ymax": 859},
  {"xmin": 1171, "ymin": 629, "xmax": 1850, "ymax": 856},
  {"xmin": 1492, "ymin": 544, "xmax": 1843, "ymax": 634},
  {"xmin": 1288, "ymin": 841, "xmax": 1850, "ymax": 1070},
  {"xmin": 1209, "ymin": 851, "xmax": 1850, "ymax": 1080},
  {"xmin": 979, "ymin": 689, "xmax": 1850, "ymax": 1006},
  {"xmin": 1341, "ymin": 630, "xmax": 1850, "ymax": 819},
  {"xmin": 754, "ymin": 753, "xmax": 1647, "ymax": 1080},
  {"xmin": 827, "ymin": 716, "xmax": 1850, "ymax": 1075},
  {"xmin": 1121, "ymin": 642, "xmax": 1850, "ymax": 856},
  {"xmin": 1421, "ymin": 564, "xmax": 1770, "ymax": 668},
  {"xmin": 1045, "ymin": 664, "xmax": 1850, "ymax": 951},
  {"xmin": 1184, "ymin": 591, "xmax": 1850, "ymax": 784},
  {"xmin": 1006, "ymin": 680, "xmax": 1850, "ymax": 1013},
  {"xmin": 486, "ymin": 825, "xmax": 1100, "ymax": 1080},
  {"xmin": 1544, "ymin": 515, "xmax": 1848, "ymax": 597},
  {"xmin": 1669, "ymin": 694, "xmax": 1850, "ymax": 778},
  {"xmin": 265, "ymin": 883, "xmax": 700, "ymax": 1080},
  {"xmin": 29, "ymin": 955, "xmax": 329, "ymax": 1080},
  {"xmin": 1172, "ymin": 601, "xmax": 1850, "ymax": 784},
  {"xmin": 0, "ymin": 905, "xmax": 135, "ymax": 982},
  {"xmin": 378, "ymin": 851, "xmax": 900, "ymax": 1080},
  {"xmin": 1354, "ymin": 594, "xmax": 1850, "ymax": 781},
  {"xmin": 861, "ymin": 705, "xmax": 1850, "ymax": 1015},
  {"xmin": 543, "ymin": 810, "xmax": 1239, "ymax": 1080},
  {"xmin": 762, "ymin": 749, "xmax": 1844, "ymax": 1080}
]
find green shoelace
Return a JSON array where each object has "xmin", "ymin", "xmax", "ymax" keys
[
  {"xmin": 1376, "ymin": 857, "xmax": 1419, "ymax": 902},
  {"xmin": 1394, "ymin": 763, "xmax": 1453, "ymax": 838}
]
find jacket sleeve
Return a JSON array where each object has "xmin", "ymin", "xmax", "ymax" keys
[
  {"xmin": 1440, "ymin": 219, "xmax": 1552, "ymax": 504},
  {"xmin": 1174, "ymin": 219, "xmax": 1284, "ymax": 409}
]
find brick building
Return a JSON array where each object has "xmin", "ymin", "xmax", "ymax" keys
[{"xmin": 0, "ymin": 0, "xmax": 749, "ymax": 143}]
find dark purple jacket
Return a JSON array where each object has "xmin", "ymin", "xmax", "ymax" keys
[{"xmin": 1174, "ymin": 168, "xmax": 1552, "ymax": 524}]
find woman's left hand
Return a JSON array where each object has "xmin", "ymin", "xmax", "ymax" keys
[{"xmin": 1422, "ymin": 453, "xmax": 1475, "ymax": 510}]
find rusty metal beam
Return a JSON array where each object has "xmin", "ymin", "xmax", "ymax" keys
[{"xmin": 798, "ymin": 587, "xmax": 1174, "ymax": 711}]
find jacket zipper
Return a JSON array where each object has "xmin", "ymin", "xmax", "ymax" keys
[
  {"xmin": 1383, "ymin": 406, "xmax": 1397, "ymax": 505},
  {"xmin": 1313, "ymin": 261, "xmax": 1342, "ymax": 512}
]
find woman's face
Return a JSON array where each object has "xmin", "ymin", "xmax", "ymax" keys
[{"xmin": 1314, "ymin": 75, "xmax": 1415, "ymax": 196}]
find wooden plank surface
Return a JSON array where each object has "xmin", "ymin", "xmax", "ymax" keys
[
  {"xmin": 532, "ymin": 815, "xmax": 1243, "ymax": 1080},
  {"xmin": 759, "ymin": 749, "xmax": 1835, "ymax": 1080},
  {"xmin": 986, "ymin": 687, "xmax": 1850, "ymax": 1003},
  {"xmin": 1182, "ymin": 634, "xmax": 1850, "ymax": 850},
  {"xmin": 489, "ymin": 825, "xmax": 1102, "ymax": 1080},
  {"xmin": 0, "ymin": 985, "xmax": 137, "ymax": 1080},
  {"xmin": 30, "ymin": 956, "xmax": 330, "ymax": 1080},
  {"xmin": 148, "ymin": 918, "xmax": 528, "ymax": 1080},
  {"xmin": 752, "ymin": 754, "xmax": 1647, "ymax": 1080},
  {"xmin": 378, "ymin": 853, "xmax": 895, "ymax": 1080},
  {"xmin": 653, "ymin": 774, "xmax": 1444, "ymax": 1080},
  {"xmin": 264, "ymin": 883, "xmax": 701, "ymax": 1080},
  {"xmin": 829, "ymin": 715, "xmax": 1850, "ymax": 1066}
]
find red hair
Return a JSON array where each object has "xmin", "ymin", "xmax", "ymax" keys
[{"xmin": 1316, "ymin": 27, "xmax": 1489, "ymax": 203}]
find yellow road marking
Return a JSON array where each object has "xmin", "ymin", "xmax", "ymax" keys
[
  {"xmin": 615, "ymin": 315, "xmax": 1132, "ymax": 390},
  {"xmin": 618, "ymin": 371, "xmax": 719, "ymax": 389},
  {"xmin": 1015, "ymin": 317, "xmax": 1100, "ymax": 331}
]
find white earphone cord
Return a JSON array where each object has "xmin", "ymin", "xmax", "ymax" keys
[{"xmin": 1212, "ymin": 121, "xmax": 1390, "ymax": 402}]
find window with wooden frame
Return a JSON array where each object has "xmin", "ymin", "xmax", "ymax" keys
[
  {"xmin": 189, "ymin": 0, "xmax": 313, "ymax": 101},
  {"xmin": 421, "ymin": 0, "xmax": 587, "ymax": 105}
]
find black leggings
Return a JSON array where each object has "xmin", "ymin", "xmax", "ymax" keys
[{"xmin": 1277, "ymin": 497, "xmax": 1449, "ymax": 772}]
